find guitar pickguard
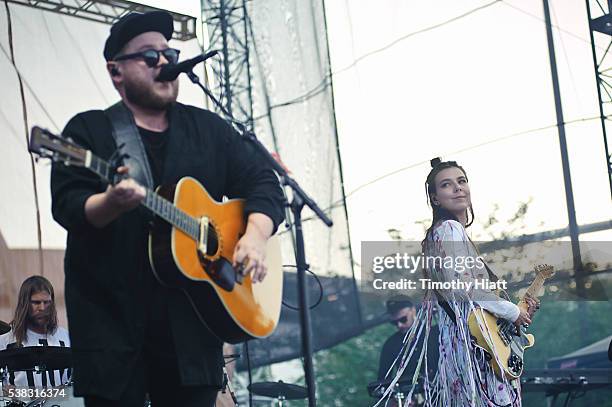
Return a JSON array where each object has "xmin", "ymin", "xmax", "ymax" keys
[{"xmin": 197, "ymin": 255, "xmax": 237, "ymax": 292}]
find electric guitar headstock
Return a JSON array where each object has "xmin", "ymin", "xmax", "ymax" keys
[
  {"xmin": 533, "ymin": 264, "xmax": 555, "ymax": 280},
  {"xmin": 519, "ymin": 264, "xmax": 555, "ymax": 307}
]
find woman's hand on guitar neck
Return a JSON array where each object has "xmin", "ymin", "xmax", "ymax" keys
[{"xmin": 523, "ymin": 293, "xmax": 540, "ymax": 318}]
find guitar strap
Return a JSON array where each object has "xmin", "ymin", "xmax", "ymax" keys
[
  {"xmin": 433, "ymin": 290, "xmax": 457, "ymax": 325},
  {"xmin": 104, "ymin": 101, "xmax": 154, "ymax": 189},
  {"xmin": 432, "ymin": 253, "xmax": 500, "ymax": 326}
]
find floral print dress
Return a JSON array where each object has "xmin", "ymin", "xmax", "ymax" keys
[{"xmin": 376, "ymin": 220, "xmax": 522, "ymax": 407}]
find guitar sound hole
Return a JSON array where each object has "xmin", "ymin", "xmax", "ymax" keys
[{"xmin": 206, "ymin": 227, "xmax": 219, "ymax": 256}]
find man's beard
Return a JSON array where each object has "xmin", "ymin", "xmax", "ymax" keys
[
  {"xmin": 28, "ymin": 313, "xmax": 49, "ymax": 330},
  {"xmin": 124, "ymin": 76, "xmax": 179, "ymax": 111}
]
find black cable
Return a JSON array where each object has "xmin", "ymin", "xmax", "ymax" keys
[
  {"xmin": 203, "ymin": 53, "xmax": 229, "ymax": 118},
  {"xmin": 281, "ymin": 265, "xmax": 324, "ymax": 310},
  {"xmin": 4, "ymin": 0, "xmax": 44, "ymax": 275},
  {"xmin": 223, "ymin": 356, "xmax": 240, "ymax": 365},
  {"xmin": 245, "ymin": 340, "xmax": 253, "ymax": 407}
]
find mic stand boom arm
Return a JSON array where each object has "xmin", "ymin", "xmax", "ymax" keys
[{"xmin": 186, "ymin": 70, "xmax": 332, "ymax": 407}]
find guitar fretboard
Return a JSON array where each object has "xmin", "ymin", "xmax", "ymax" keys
[
  {"xmin": 524, "ymin": 274, "xmax": 545, "ymax": 300},
  {"xmin": 89, "ymin": 155, "xmax": 200, "ymax": 240}
]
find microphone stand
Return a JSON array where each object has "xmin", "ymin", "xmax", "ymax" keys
[{"xmin": 186, "ymin": 70, "xmax": 333, "ymax": 407}]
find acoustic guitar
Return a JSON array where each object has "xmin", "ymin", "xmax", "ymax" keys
[
  {"xmin": 467, "ymin": 264, "xmax": 554, "ymax": 379},
  {"xmin": 29, "ymin": 126, "xmax": 283, "ymax": 344}
]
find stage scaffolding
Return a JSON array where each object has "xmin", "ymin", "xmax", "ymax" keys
[
  {"xmin": 200, "ymin": 0, "xmax": 254, "ymax": 127},
  {"xmin": 4, "ymin": 0, "xmax": 196, "ymax": 40},
  {"xmin": 586, "ymin": 0, "xmax": 612, "ymax": 199}
]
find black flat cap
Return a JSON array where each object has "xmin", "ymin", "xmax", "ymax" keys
[
  {"xmin": 386, "ymin": 295, "xmax": 414, "ymax": 314},
  {"xmin": 104, "ymin": 11, "xmax": 174, "ymax": 61}
]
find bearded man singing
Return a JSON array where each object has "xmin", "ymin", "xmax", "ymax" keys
[{"xmin": 50, "ymin": 10, "xmax": 284, "ymax": 407}]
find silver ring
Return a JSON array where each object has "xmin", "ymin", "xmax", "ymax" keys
[{"xmin": 522, "ymin": 323, "xmax": 529, "ymax": 328}]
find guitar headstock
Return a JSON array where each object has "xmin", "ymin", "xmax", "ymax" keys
[
  {"xmin": 534, "ymin": 264, "xmax": 555, "ymax": 280},
  {"xmin": 29, "ymin": 126, "xmax": 88, "ymax": 168}
]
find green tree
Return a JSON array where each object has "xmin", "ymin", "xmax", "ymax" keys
[{"xmin": 313, "ymin": 323, "xmax": 395, "ymax": 406}]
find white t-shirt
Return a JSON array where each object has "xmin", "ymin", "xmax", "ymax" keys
[{"xmin": 0, "ymin": 327, "xmax": 71, "ymax": 388}]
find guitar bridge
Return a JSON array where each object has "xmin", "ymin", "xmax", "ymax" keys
[{"xmin": 507, "ymin": 351, "xmax": 524, "ymax": 376}]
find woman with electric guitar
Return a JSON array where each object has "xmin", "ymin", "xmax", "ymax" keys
[{"xmin": 379, "ymin": 159, "xmax": 547, "ymax": 407}]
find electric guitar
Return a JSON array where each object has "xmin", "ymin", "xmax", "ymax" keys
[
  {"xmin": 467, "ymin": 264, "xmax": 555, "ymax": 379},
  {"xmin": 29, "ymin": 126, "xmax": 283, "ymax": 344}
]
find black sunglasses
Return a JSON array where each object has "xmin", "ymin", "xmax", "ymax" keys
[
  {"xmin": 390, "ymin": 316, "xmax": 409, "ymax": 325},
  {"xmin": 114, "ymin": 48, "xmax": 180, "ymax": 67}
]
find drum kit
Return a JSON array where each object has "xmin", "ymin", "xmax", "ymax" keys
[
  {"xmin": 0, "ymin": 321, "xmax": 308, "ymax": 407},
  {"xmin": 247, "ymin": 380, "xmax": 307, "ymax": 406},
  {"xmin": 0, "ymin": 321, "xmax": 82, "ymax": 407}
]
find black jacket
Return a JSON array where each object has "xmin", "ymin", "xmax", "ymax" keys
[
  {"xmin": 378, "ymin": 325, "xmax": 440, "ymax": 382},
  {"xmin": 51, "ymin": 102, "xmax": 285, "ymax": 399}
]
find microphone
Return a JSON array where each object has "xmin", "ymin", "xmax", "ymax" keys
[{"xmin": 156, "ymin": 50, "xmax": 218, "ymax": 82}]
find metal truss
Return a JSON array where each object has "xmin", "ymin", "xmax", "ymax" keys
[
  {"xmin": 201, "ymin": 0, "xmax": 254, "ymax": 127},
  {"xmin": 586, "ymin": 0, "xmax": 612, "ymax": 198},
  {"xmin": 5, "ymin": 0, "xmax": 196, "ymax": 41}
]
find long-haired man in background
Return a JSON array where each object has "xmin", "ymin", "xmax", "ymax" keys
[{"xmin": 0, "ymin": 276, "xmax": 71, "ymax": 390}]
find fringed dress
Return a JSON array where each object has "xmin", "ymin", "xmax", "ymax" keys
[{"xmin": 376, "ymin": 220, "xmax": 522, "ymax": 407}]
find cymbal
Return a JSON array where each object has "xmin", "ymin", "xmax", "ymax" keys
[
  {"xmin": 0, "ymin": 321, "xmax": 9, "ymax": 335},
  {"xmin": 0, "ymin": 346, "xmax": 71, "ymax": 371},
  {"xmin": 248, "ymin": 380, "xmax": 307, "ymax": 400}
]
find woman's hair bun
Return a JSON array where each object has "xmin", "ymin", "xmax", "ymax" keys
[{"xmin": 430, "ymin": 157, "xmax": 442, "ymax": 168}]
